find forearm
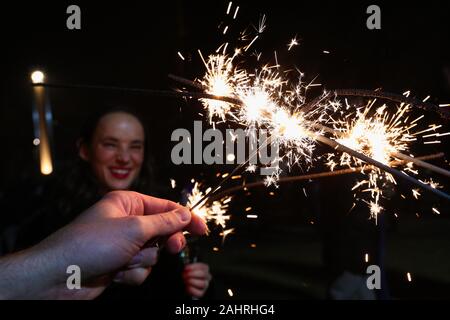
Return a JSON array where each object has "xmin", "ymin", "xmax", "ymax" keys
[{"xmin": 0, "ymin": 245, "xmax": 63, "ymax": 299}]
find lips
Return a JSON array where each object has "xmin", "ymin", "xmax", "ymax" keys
[{"xmin": 109, "ymin": 167, "xmax": 132, "ymax": 179}]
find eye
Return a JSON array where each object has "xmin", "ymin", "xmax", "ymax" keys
[
  {"xmin": 102, "ymin": 142, "xmax": 117, "ymax": 148},
  {"xmin": 130, "ymin": 144, "xmax": 143, "ymax": 150}
]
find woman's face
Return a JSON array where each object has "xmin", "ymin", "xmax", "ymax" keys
[{"xmin": 81, "ymin": 112, "xmax": 145, "ymax": 192}]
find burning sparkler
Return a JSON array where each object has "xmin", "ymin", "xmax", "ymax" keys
[
  {"xmin": 186, "ymin": 181, "xmax": 232, "ymax": 231},
  {"xmin": 197, "ymin": 50, "xmax": 247, "ymax": 122},
  {"xmin": 186, "ymin": 10, "xmax": 450, "ymax": 222},
  {"xmin": 322, "ymin": 98, "xmax": 449, "ymax": 219}
]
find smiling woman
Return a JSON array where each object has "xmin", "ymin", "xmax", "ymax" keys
[
  {"xmin": 78, "ymin": 111, "xmax": 146, "ymax": 192},
  {"xmin": 11, "ymin": 107, "xmax": 156, "ymax": 249}
]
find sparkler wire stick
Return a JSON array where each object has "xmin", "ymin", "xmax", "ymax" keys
[
  {"xmin": 32, "ymin": 82, "xmax": 242, "ymax": 105},
  {"xmin": 168, "ymin": 74, "xmax": 206, "ymax": 90},
  {"xmin": 210, "ymin": 153, "xmax": 445, "ymax": 200},
  {"xmin": 390, "ymin": 152, "xmax": 450, "ymax": 179},
  {"xmin": 167, "ymin": 75, "xmax": 450, "ymax": 120},
  {"xmin": 334, "ymin": 89, "xmax": 450, "ymax": 120},
  {"xmin": 310, "ymin": 122, "xmax": 450, "ymax": 179},
  {"xmin": 313, "ymin": 134, "xmax": 450, "ymax": 201},
  {"xmin": 165, "ymin": 75, "xmax": 450, "ymax": 200}
]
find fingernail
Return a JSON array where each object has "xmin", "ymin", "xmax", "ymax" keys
[
  {"xmin": 179, "ymin": 237, "xmax": 186, "ymax": 249},
  {"xmin": 176, "ymin": 208, "xmax": 191, "ymax": 222}
]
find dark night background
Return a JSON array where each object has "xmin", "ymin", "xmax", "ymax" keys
[{"xmin": 0, "ymin": 0, "xmax": 449, "ymax": 299}]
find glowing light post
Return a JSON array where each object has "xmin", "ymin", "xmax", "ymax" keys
[{"xmin": 31, "ymin": 70, "xmax": 54, "ymax": 175}]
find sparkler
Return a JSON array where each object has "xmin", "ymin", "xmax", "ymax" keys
[
  {"xmin": 184, "ymin": 50, "xmax": 449, "ymax": 220},
  {"xmin": 321, "ymin": 100, "xmax": 450, "ymax": 217},
  {"xmin": 36, "ymin": 78, "xmax": 448, "ymax": 222},
  {"xmin": 169, "ymin": 73, "xmax": 450, "ymax": 200},
  {"xmin": 197, "ymin": 51, "xmax": 248, "ymax": 122},
  {"xmin": 186, "ymin": 181, "xmax": 232, "ymax": 229},
  {"xmin": 317, "ymin": 134, "xmax": 450, "ymax": 214},
  {"xmin": 174, "ymin": 10, "xmax": 449, "ymax": 219},
  {"xmin": 206, "ymin": 153, "xmax": 445, "ymax": 201}
]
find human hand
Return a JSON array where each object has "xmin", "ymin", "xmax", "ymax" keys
[
  {"xmin": 0, "ymin": 191, "xmax": 207, "ymax": 299},
  {"xmin": 182, "ymin": 262, "xmax": 212, "ymax": 298}
]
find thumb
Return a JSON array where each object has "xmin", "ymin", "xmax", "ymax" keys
[{"xmin": 136, "ymin": 207, "xmax": 191, "ymax": 241}]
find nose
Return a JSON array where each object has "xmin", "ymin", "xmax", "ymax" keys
[{"xmin": 116, "ymin": 147, "xmax": 131, "ymax": 164}]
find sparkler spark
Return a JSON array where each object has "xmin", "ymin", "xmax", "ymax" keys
[
  {"xmin": 220, "ymin": 228, "xmax": 235, "ymax": 243},
  {"xmin": 257, "ymin": 14, "xmax": 266, "ymax": 34},
  {"xmin": 419, "ymin": 178, "xmax": 442, "ymax": 189},
  {"xmin": 233, "ymin": 6, "xmax": 239, "ymax": 19},
  {"xmin": 177, "ymin": 51, "xmax": 185, "ymax": 61},
  {"xmin": 186, "ymin": 182, "xmax": 232, "ymax": 230},
  {"xmin": 287, "ymin": 37, "xmax": 299, "ymax": 51},
  {"xmin": 226, "ymin": 1, "xmax": 232, "ymax": 15},
  {"xmin": 432, "ymin": 207, "xmax": 440, "ymax": 215}
]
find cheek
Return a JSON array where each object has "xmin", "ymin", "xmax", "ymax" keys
[
  {"xmin": 92, "ymin": 147, "xmax": 116, "ymax": 169},
  {"xmin": 131, "ymin": 151, "xmax": 144, "ymax": 169}
]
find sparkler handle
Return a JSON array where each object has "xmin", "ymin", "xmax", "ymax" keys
[{"xmin": 179, "ymin": 236, "xmax": 201, "ymax": 301}]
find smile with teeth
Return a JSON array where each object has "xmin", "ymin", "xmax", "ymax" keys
[{"xmin": 109, "ymin": 167, "xmax": 132, "ymax": 179}]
